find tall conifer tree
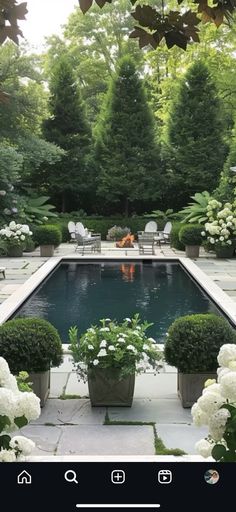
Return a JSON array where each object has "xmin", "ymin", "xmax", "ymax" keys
[
  {"xmin": 43, "ymin": 56, "xmax": 91, "ymax": 211},
  {"xmin": 167, "ymin": 61, "xmax": 226, "ymax": 207},
  {"xmin": 95, "ymin": 56, "xmax": 163, "ymax": 215}
]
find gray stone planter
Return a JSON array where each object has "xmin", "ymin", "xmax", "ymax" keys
[
  {"xmin": 40, "ymin": 245, "xmax": 54, "ymax": 257},
  {"xmin": 178, "ymin": 372, "xmax": 217, "ymax": 408},
  {"xmin": 29, "ymin": 370, "xmax": 50, "ymax": 407},
  {"xmin": 185, "ymin": 245, "xmax": 200, "ymax": 258},
  {"xmin": 88, "ymin": 368, "xmax": 135, "ymax": 407}
]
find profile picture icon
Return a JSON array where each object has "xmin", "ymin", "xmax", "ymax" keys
[{"xmin": 204, "ymin": 469, "xmax": 219, "ymax": 485}]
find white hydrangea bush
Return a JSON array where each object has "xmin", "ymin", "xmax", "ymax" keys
[
  {"xmin": 192, "ymin": 344, "xmax": 236, "ymax": 462},
  {"xmin": 201, "ymin": 199, "xmax": 236, "ymax": 248},
  {"xmin": 0, "ymin": 357, "xmax": 40, "ymax": 462},
  {"xmin": 0, "ymin": 221, "xmax": 32, "ymax": 247}
]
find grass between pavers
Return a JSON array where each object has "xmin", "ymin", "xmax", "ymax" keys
[
  {"xmin": 104, "ymin": 411, "xmax": 186, "ymax": 456},
  {"xmin": 59, "ymin": 394, "xmax": 83, "ymax": 399}
]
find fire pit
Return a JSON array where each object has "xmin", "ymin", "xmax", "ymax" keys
[{"xmin": 116, "ymin": 234, "xmax": 135, "ymax": 248}]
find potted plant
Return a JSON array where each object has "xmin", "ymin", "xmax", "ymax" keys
[
  {"xmin": 0, "ymin": 221, "xmax": 32, "ymax": 257},
  {"xmin": 179, "ymin": 224, "xmax": 202, "ymax": 258},
  {"xmin": 34, "ymin": 225, "xmax": 62, "ymax": 257},
  {"xmin": 69, "ymin": 314, "xmax": 162, "ymax": 407},
  {"xmin": 0, "ymin": 318, "xmax": 63, "ymax": 406},
  {"xmin": 164, "ymin": 313, "xmax": 236, "ymax": 408},
  {"xmin": 201, "ymin": 199, "xmax": 236, "ymax": 258}
]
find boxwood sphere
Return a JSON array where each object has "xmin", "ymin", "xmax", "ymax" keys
[
  {"xmin": 0, "ymin": 318, "xmax": 63, "ymax": 374},
  {"xmin": 34, "ymin": 225, "xmax": 62, "ymax": 247},
  {"xmin": 179, "ymin": 224, "xmax": 202, "ymax": 246},
  {"xmin": 164, "ymin": 313, "xmax": 236, "ymax": 373}
]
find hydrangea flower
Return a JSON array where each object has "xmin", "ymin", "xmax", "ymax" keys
[{"xmin": 195, "ymin": 439, "xmax": 213, "ymax": 458}]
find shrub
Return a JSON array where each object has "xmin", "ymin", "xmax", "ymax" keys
[
  {"xmin": 179, "ymin": 224, "xmax": 202, "ymax": 246},
  {"xmin": 164, "ymin": 314, "xmax": 236, "ymax": 373},
  {"xmin": 107, "ymin": 225, "xmax": 130, "ymax": 241},
  {"xmin": 23, "ymin": 238, "xmax": 35, "ymax": 252},
  {"xmin": 34, "ymin": 225, "xmax": 62, "ymax": 246},
  {"xmin": 0, "ymin": 318, "xmax": 63, "ymax": 374},
  {"xmin": 170, "ymin": 223, "xmax": 185, "ymax": 250}
]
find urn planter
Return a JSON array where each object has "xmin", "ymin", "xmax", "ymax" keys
[
  {"xmin": 29, "ymin": 370, "xmax": 50, "ymax": 407},
  {"xmin": 178, "ymin": 372, "xmax": 217, "ymax": 408},
  {"xmin": 88, "ymin": 368, "xmax": 135, "ymax": 407}
]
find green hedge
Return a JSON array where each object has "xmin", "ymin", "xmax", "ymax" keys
[
  {"xmin": 179, "ymin": 224, "xmax": 202, "ymax": 246},
  {"xmin": 34, "ymin": 225, "xmax": 62, "ymax": 246},
  {"xmin": 49, "ymin": 216, "xmax": 166, "ymax": 242}
]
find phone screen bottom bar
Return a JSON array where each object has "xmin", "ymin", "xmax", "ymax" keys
[{"xmin": 76, "ymin": 505, "xmax": 161, "ymax": 509}]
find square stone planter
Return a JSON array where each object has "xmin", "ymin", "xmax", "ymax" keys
[
  {"xmin": 29, "ymin": 370, "xmax": 50, "ymax": 407},
  {"xmin": 178, "ymin": 372, "xmax": 217, "ymax": 408},
  {"xmin": 88, "ymin": 368, "xmax": 135, "ymax": 407},
  {"xmin": 40, "ymin": 245, "xmax": 54, "ymax": 257},
  {"xmin": 185, "ymin": 245, "xmax": 200, "ymax": 258}
]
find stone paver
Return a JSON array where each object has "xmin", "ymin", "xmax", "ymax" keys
[
  {"xmin": 33, "ymin": 399, "xmax": 106, "ymax": 425},
  {"xmin": 19, "ymin": 425, "xmax": 61, "ymax": 455},
  {"xmin": 134, "ymin": 374, "xmax": 177, "ymax": 399},
  {"xmin": 65, "ymin": 372, "xmax": 89, "ymax": 397},
  {"xmin": 57, "ymin": 425, "xmax": 155, "ymax": 455},
  {"xmin": 50, "ymin": 373, "xmax": 69, "ymax": 398},
  {"xmin": 155, "ymin": 424, "xmax": 209, "ymax": 454},
  {"xmin": 108, "ymin": 399, "xmax": 192, "ymax": 424}
]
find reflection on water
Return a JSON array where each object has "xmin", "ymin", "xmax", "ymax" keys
[{"xmin": 14, "ymin": 262, "xmax": 220, "ymax": 343}]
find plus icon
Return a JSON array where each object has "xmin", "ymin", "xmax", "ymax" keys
[{"xmin": 111, "ymin": 470, "xmax": 126, "ymax": 484}]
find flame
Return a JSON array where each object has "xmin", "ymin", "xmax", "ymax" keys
[{"xmin": 116, "ymin": 233, "xmax": 135, "ymax": 248}]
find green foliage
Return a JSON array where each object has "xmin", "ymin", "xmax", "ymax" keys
[
  {"xmin": 0, "ymin": 318, "xmax": 63, "ymax": 374},
  {"xmin": 164, "ymin": 314, "xmax": 236, "ymax": 373},
  {"xmin": 69, "ymin": 314, "xmax": 162, "ymax": 382},
  {"xmin": 16, "ymin": 371, "xmax": 33, "ymax": 392},
  {"xmin": 107, "ymin": 225, "xmax": 130, "ymax": 241},
  {"xmin": 179, "ymin": 191, "xmax": 212, "ymax": 224},
  {"xmin": 167, "ymin": 61, "xmax": 226, "ymax": 207},
  {"xmin": 170, "ymin": 223, "xmax": 185, "ymax": 251},
  {"xmin": 34, "ymin": 225, "xmax": 62, "ymax": 246},
  {"xmin": 179, "ymin": 224, "xmax": 202, "ymax": 246},
  {"xmin": 95, "ymin": 55, "xmax": 164, "ymax": 215},
  {"xmin": 18, "ymin": 194, "xmax": 58, "ymax": 225},
  {"xmin": 42, "ymin": 55, "xmax": 91, "ymax": 212}
]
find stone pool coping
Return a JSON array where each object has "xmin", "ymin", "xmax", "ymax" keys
[
  {"xmin": 0, "ymin": 254, "xmax": 235, "ymax": 329},
  {"xmin": 28, "ymin": 455, "xmax": 209, "ymax": 462}
]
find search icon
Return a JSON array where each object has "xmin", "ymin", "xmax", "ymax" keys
[{"xmin": 64, "ymin": 470, "xmax": 78, "ymax": 484}]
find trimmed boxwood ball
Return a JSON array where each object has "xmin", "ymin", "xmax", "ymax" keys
[
  {"xmin": 179, "ymin": 224, "xmax": 202, "ymax": 246},
  {"xmin": 34, "ymin": 225, "xmax": 62, "ymax": 247},
  {"xmin": 164, "ymin": 313, "xmax": 236, "ymax": 373},
  {"xmin": 0, "ymin": 318, "xmax": 63, "ymax": 374}
]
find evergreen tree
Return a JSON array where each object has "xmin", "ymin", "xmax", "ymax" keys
[
  {"xmin": 42, "ymin": 56, "xmax": 91, "ymax": 212},
  {"xmin": 215, "ymin": 120, "xmax": 236, "ymax": 202},
  {"xmin": 167, "ymin": 61, "xmax": 226, "ymax": 208},
  {"xmin": 94, "ymin": 56, "xmax": 163, "ymax": 215}
]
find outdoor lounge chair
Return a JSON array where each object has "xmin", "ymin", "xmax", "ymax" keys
[
  {"xmin": 68, "ymin": 221, "xmax": 76, "ymax": 241},
  {"xmin": 144, "ymin": 221, "xmax": 158, "ymax": 233},
  {"xmin": 154, "ymin": 221, "xmax": 172, "ymax": 246},
  {"xmin": 75, "ymin": 233, "xmax": 96, "ymax": 255},
  {"xmin": 138, "ymin": 234, "xmax": 155, "ymax": 255}
]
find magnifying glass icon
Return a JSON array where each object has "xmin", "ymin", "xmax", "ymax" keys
[{"xmin": 64, "ymin": 470, "xmax": 78, "ymax": 484}]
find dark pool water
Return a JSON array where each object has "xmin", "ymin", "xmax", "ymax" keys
[{"xmin": 14, "ymin": 262, "xmax": 220, "ymax": 342}]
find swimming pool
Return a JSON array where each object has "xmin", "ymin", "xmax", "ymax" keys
[{"xmin": 13, "ymin": 261, "xmax": 221, "ymax": 343}]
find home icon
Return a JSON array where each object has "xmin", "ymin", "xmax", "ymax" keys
[{"xmin": 17, "ymin": 470, "xmax": 32, "ymax": 485}]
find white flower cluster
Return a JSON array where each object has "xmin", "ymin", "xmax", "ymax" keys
[
  {"xmin": 0, "ymin": 357, "xmax": 40, "ymax": 462},
  {"xmin": 0, "ymin": 221, "xmax": 32, "ymax": 245},
  {"xmin": 192, "ymin": 343, "xmax": 236, "ymax": 459},
  {"xmin": 204, "ymin": 200, "xmax": 236, "ymax": 246}
]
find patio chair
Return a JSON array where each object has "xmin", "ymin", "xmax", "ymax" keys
[
  {"xmin": 154, "ymin": 222, "xmax": 172, "ymax": 246},
  {"xmin": 144, "ymin": 221, "xmax": 158, "ymax": 233},
  {"xmin": 76, "ymin": 222, "xmax": 101, "ymax": 253},
  {"xmin": 68, "ymin": 221, "xmax": 76, "ymax": 241},
  {"xmin": 138, "ymin": 234, "xmax": 155, "ymax": 255},
  {"xmin": 75, "ymin": 233, "xmax": 96, "ymax": 255}
]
